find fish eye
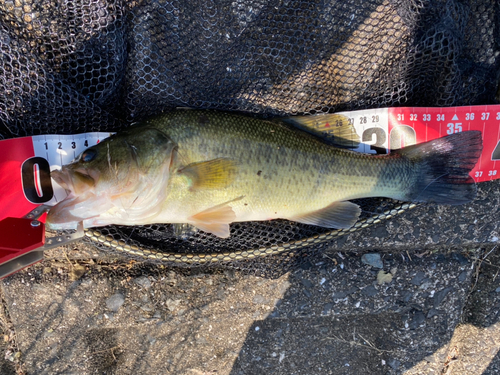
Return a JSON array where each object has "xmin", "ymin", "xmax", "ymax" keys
[{"xmin": 81, "ymin": 148, "xmax": 97, "ymax": 162}]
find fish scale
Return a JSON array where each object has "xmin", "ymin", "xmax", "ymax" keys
[{"xmin": 147, "ymin": 112, "xmax": 385, "ymax": 216}]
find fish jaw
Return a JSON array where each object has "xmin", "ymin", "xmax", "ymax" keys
[{"xmin": 51, "ymin": 167, "xmax": 100, "ymax": 196}]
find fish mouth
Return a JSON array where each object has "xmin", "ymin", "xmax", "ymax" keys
[{"xmin": 51, "ymin": 167, "xmax": 98, "ymax": 196}]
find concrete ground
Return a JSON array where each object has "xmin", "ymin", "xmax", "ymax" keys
[{"xmin": 0, "ymin": 179, "xmax": 499, "ymax": 375}]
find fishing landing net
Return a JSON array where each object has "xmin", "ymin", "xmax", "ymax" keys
[{"xmin": 0, "ymin": 0, "xmax": 498, "ymax": 274}]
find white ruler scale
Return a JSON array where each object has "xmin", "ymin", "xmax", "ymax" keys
[{"xmin": 335, "ymin": 107, "xmax": 391, "ymax": 154}]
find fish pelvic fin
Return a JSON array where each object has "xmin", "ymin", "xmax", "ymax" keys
[
  {"xmin": 397, "ymin": 131, "xmax": 483, "ymax": 205},
  {"xmin": 291, "ymin": 201, "xmax": 361, "ymax": 229},
  {"xmin": 178, "ymin": 158, "xmax": 237, "ymax": 190},
  {"xmin": 188, "ymin": 196, "xmax": 244, "ymax": 238}
]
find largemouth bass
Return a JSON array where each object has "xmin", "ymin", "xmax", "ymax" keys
[{"xmin": 47, "ymin": 110, "xmax": 482, "ymax": 238}]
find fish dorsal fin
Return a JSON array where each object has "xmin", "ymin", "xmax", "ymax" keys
[
  {"xmin": 283, "ymin": 114, "xmax": 360, "ymax": 149},
  {"xmin": 178, "ymin": 158, "xmax": 237, "ymax": 189},
  {"xmin": 291, "ymin": 201, "xmax": 361, "ymax": 229},
  {"xmin": 188, "ymin": 196, "xmax": 244, "ymax": 238}
]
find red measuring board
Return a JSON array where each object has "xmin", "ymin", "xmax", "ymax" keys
[
  {"xmin": 0, "ymin": 137, "xmax": 37, "ymax": 223},
  {"xmin": 0, "ymin": 132, "xmax": 113, "ymax": 223}
]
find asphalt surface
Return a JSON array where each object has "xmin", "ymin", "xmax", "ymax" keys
[{"xmin": 0, "ymin": 179, "xmax": 499, "ymax": 375}]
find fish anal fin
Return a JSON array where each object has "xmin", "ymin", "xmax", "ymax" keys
[
  {"xmin": 191, "ymin": 222, "xmax": 231, "ymax": 238},
  {"xmin": 188, "ymin": 196, "xmax": 243, "ymax": 238},
  {"xmin": 190, "ymin": 203, "xmax": 236, "ymax": 224},
  {"xmin": 291, "ymin": 201, "xmax": 361, "ymax": 229},
  {"xmin": 179, "ymin": 158, "xmax": 237, "ymax": 189}
]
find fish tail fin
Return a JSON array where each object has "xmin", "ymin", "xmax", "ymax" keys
[{"xmin": 397, "ymin": 131, "xmax": 483, "ymax": 205}]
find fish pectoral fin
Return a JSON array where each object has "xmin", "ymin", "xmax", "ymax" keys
[
  {"xmin": 188, "ymin": 196, "xmax": 244, "ymax": 238},
  {"xmin": 178, "ymin": 158, "xmax": 237, "ymax": 190},
  {"xmin": 291, "ymin": 201, "xmax": 361, "ymax": 229}
]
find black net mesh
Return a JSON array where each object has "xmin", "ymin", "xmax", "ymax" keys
[{"xmin": 1, "ymin": 0, "xmax": 498, "ymax": 272}]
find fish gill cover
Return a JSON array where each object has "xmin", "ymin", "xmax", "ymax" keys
[{"xmin": 0, "ymin": 0, "xmax": 498, "ymax": 274}]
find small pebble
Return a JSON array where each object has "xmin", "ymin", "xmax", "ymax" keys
[
  {"xmin": 104, "ymin": 313, "xmax": 115, "ymax": 321},
  {"xmin": 433, "ymin": 287, "xmax": 453, "ymax": 308},
  {"xmin": 361, "ymin": 253, "xmax": 383, "ymax": 269},
  {"xmin": 134, "ymin": 276, "xmax": 151, "ymax": 289},
  {"xmin": 411, "ymin": 271, "xmax": 426, "ymax": 286},
  {"xmin": 333, "ymin": 286, "xmax": 358, "ymax": 300},
  {"xmin": 409, "ymin": 311, "xmax": 425, "ymax": 330},
  {"xmin": 140, "ymin": 304, "xmax": 154, "ymax": 312},
  {"xmin": 333, "ymin": 291, "xmax": 348, "ymax": 300},
  {"xmin": 301, "ymin": 279, "xmax": 314, "ymax": 288},
  {"xmin": 106, "ymin": 293, "xmax": 125, "ymax": 312},
  {"xmin": 458, "ymin": 271, "xmax": 468, "ymax": 283},
  {"xmin": 452, "ymin": 253, "xmax": 468, "ymax": 265},
  {"xmin": 322, "ymin": 303, "xmax": 333, "ymax": 315},
  {"xmin": 400, "ymin": 290, "xmax": 413, "ymax": 303},
  {"xmin": 361, "ymin": 285, "xmax": 378, "ymax": 297},
  {"xmin": 427, "ymin": 308, "xmax": 444, "ymax": 319},
  {"xmin": 388, "ymin": 359, "xmax": 401, "ymax": 370},
  {"xmin": 196, "ymin": 336, "xmax": 207, "ymax": 345},
  {"xmin": 166, "ymin": 299, "xmax": 181, "ymax": 312}
]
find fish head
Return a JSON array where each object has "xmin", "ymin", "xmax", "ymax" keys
[{"xmin": 47, "ymin": 127, "xmax": 177, "ymax": 229}]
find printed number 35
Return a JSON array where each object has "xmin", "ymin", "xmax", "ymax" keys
[{"xmin": 447, "ymin": 123, "xmax": 462, "ymax": 134}]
